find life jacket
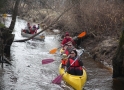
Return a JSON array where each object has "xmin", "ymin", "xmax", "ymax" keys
[
  {"xmin": 64, "ymin": 49, "xmax": 69, "ymax": 56},
  {"xmin": 69, "ymin": 58, "xmax": 82, "ymax": 70},
  {"xmin": 61, "ymin": 37, "xmax": 72, "ymax": 45},
  {"xmin": 61, "ymin": 58, "xmax": 67, "ymax": 66},
  {"xmin": 30, "ymin": 28, "xmax": 36, "ymax": 34}
]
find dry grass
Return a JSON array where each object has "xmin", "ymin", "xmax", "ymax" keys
[
  {"xmin": 20, "ymin": 0, "xmax": 124, "ymax": 38},
  {"xmin": 54, "ymin": 0, "xmax": 124, "ymax": 37}
]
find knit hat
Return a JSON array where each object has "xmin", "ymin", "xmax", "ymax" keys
[{"xmin": 65, "ymin": 33, "xmax": 69, "ymax": 36}]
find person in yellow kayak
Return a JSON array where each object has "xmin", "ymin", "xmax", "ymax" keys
[
  {"xmin": 61, "ymin": 54, "xmax": 68, "ymax": 68},
  {"xmin": 66, "ymin": 43, "xmax": 76, "ymax": 54},
  {"xmin": 61, "ymin": 43, "xmax": 75, "ymax": 55},
  {"xmin": 61, "ymin": 33, "xmax": 75, "ymax": 47},
  {"xmin": 66, "ymin": 49, "xmax": 83, "ymax": 76},
  {"xmin": 60, "ymin": 44, "xmax": 69, "ymax": 55},
  {"xmin": 60, "ymin": 43, "xmax": 75, "ymax": 68}
]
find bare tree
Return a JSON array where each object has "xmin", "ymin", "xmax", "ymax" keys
[{"xmin": 9, "ymin": 0, "xmax": 20, "ymax": 32}]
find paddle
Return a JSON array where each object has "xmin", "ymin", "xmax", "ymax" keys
[
  {"xmin": 42, "ymin": 59, "xmax": 54, "ymax": 64},
  {"xmin": 49, "ymin": 31, "xmax": 86, "ymax": 54},
  {"xmin": 49, "ymin": 48, "xmax": 58, "ymax": 54},
  {"xmin": 77, "ymin": 31, "xmax": 86, "ymax": 38},
  {"xmin": 52, "ymin": 49, "xmax": 84, "ymax": 84}
]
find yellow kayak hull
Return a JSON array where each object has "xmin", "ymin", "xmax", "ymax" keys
[{"xmin": 59, "ymin": 64, "xmax": 87, "ymax": 90}]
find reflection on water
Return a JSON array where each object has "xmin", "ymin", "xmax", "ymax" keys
[{"xmin": 83, "ymin": 55, "xmax": 124, "ymax": 90}]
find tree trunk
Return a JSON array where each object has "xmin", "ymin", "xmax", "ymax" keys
[
  {"xmin": 9, "ymin": 0, "xmax": 20, "ymax": 32},
  {"xmin": 71, "ymin": 0, "xmax": 84, "ymax": 32},
  {"xmin": 71, "ymin": 0, "xmax": 85, "ymax": 47},
  {"xmin": 112, "ymin": 24, "xmax": 124, "ymax": 78},
  {"xmin": 0, "ymin": 28, "xmax": 15, "ymax": 57}
]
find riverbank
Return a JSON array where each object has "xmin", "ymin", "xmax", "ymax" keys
[{"xmin": 81, "ymin": 35, "xmax": 119, "ymax": 73}]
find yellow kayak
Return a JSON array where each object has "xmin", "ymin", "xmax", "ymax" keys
[{"xmin": 59, "ymin": 63, "xmax": 87, "ymax": 90}]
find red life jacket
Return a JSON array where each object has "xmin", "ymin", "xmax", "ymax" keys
[
  {"xmin": 69, "ymin": 58, "xmax": 82, "ymax": 70},
  {"xmin": 61, "ymin": 50, "xmax": 68, "ymax": 65},
  {"xmin": 61, "ymin": 59, "xmax": 67, "ymax": 65},
  {"xmin": 65, "ymin": 50, "xmax": 69, "ymax": 56},
  {"xmin": 30, "ymin": 28, "xmax": 36, "ymax": 34},
  {"xmin": 61, "ymin": 37, "xmax": 72, "ymax": 45}
]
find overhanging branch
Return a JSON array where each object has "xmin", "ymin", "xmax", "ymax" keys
[{"xmin": 14, "ymin": 5, "xmax": 73, "ymax": 42}]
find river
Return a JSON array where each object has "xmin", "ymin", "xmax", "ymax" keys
[{"xmin": 0, "ymin": 16, "xmax": 124, "ymax": 90}]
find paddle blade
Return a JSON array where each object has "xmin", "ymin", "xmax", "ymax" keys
[
  {"xmin": 42, "ymin": 59, "xmax": 54, "ymax": 64},
  {"xmin": 49, "ymin": 48, "xmax": 58, "ymax": 54},
  {"xmin": 52, "ymin": 74, "xmax": 64, "ymax": 84},
  {"xmin": 77, "ymin": 31, "xmax": 86, "ymax": 38}
]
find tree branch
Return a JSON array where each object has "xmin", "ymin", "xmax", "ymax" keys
[{"xmin": 14, "ymin": 6, "xmax": 73, "ymax": 42}]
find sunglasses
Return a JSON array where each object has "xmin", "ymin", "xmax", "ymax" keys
[{"xmin": 68, "ymin": 45, "xmax": 72, "ymax": 46}]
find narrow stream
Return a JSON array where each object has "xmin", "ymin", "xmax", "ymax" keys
[
  {"xmin": 0, "ymin": 17, "xmax": 64, "ymax": 90},
  {"xmin": 0, "ymin": 16, "xmax": 124, "ymax": 90}
]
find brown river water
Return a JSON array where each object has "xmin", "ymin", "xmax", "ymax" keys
[{"xmin": 0, "ymin": 16, "xmax": 124, "ymax": 90}]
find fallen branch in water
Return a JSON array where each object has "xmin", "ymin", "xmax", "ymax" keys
[
  {"xmin": 14, "ymin": 6, "xmax": 73, "ymax": 42},
  {"xmin": 3, "ymin": 55, "xmax": 12, "ymax": 65},
  {"xmin": 3, "ymin": 55, "xmax": 16, "ymax": 68}
]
